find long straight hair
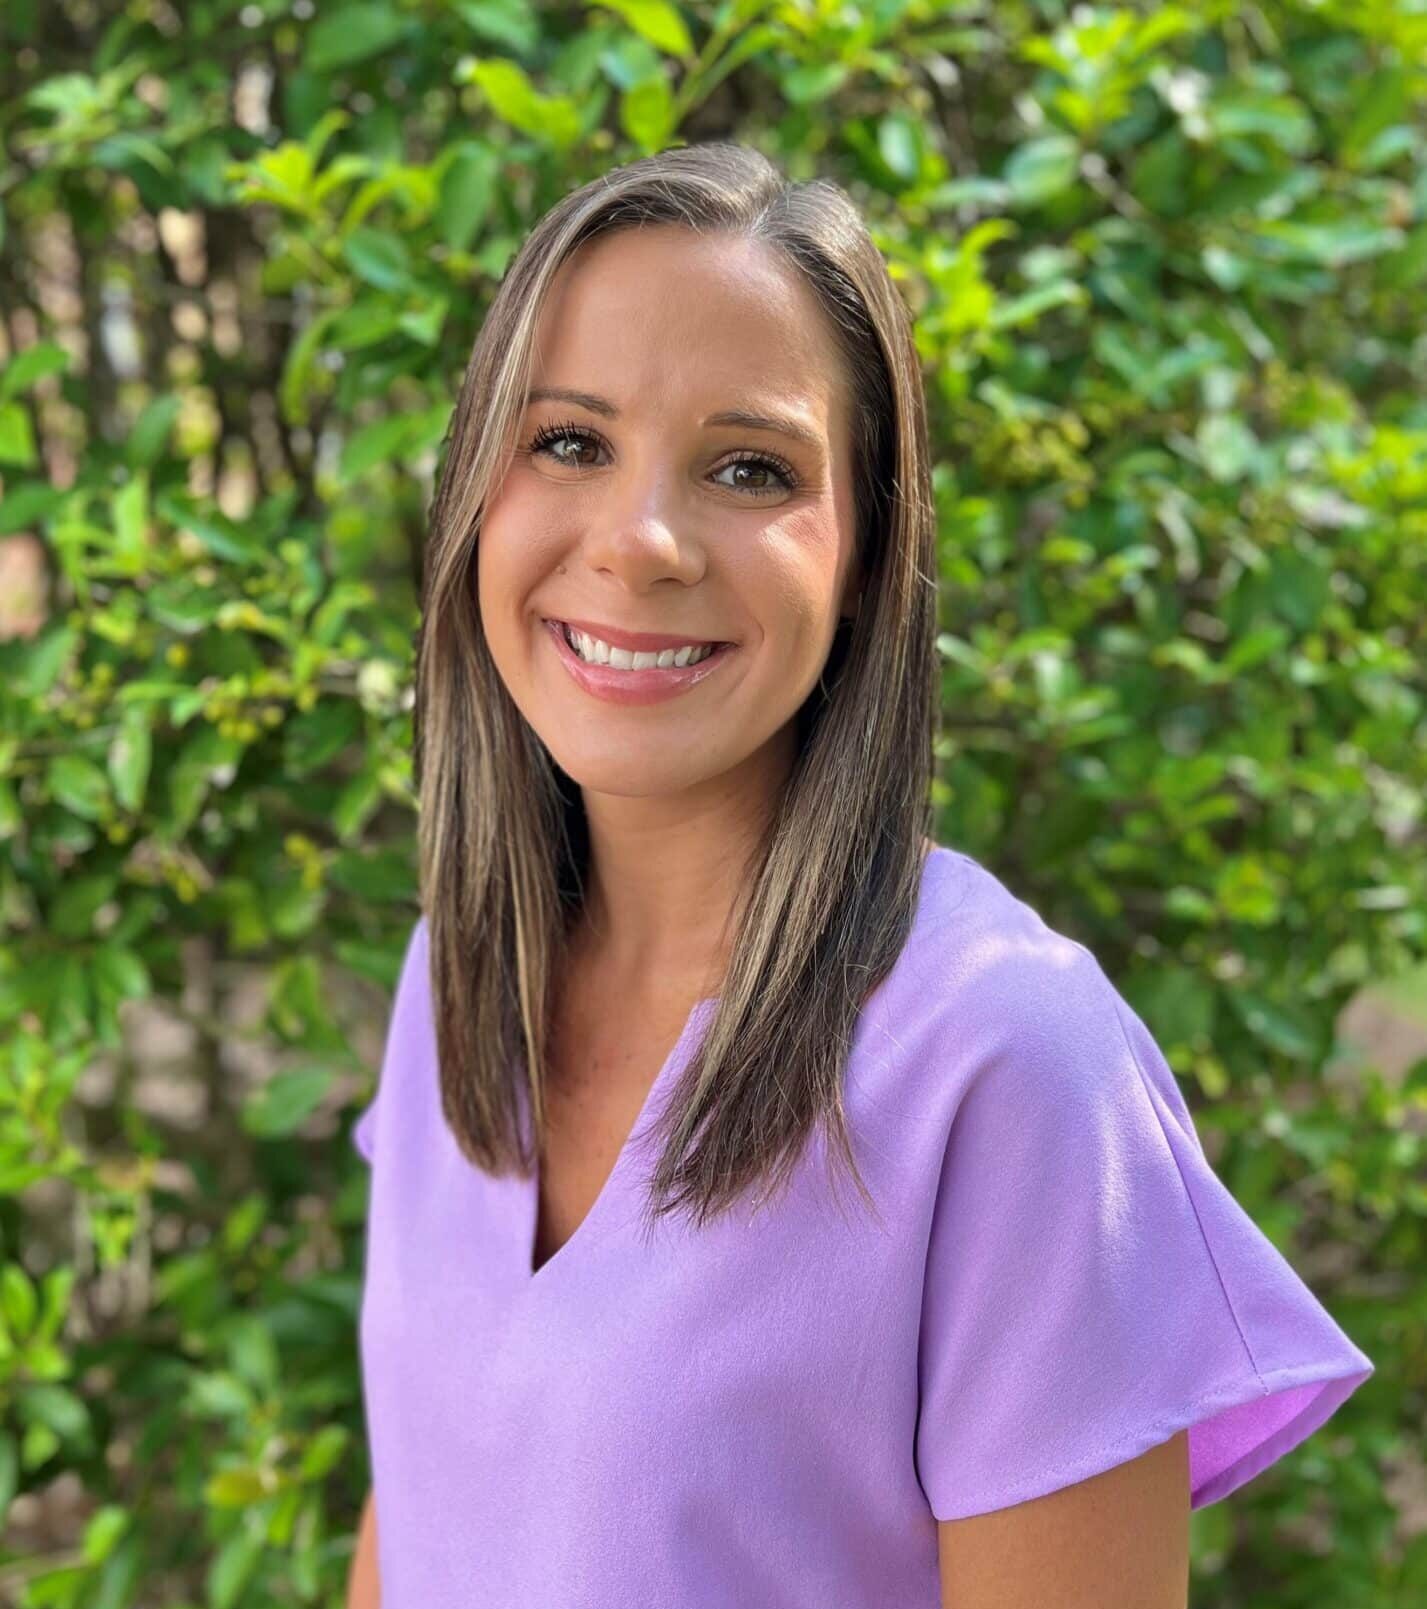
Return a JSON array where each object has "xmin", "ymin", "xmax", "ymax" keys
[{"xmin": 414, "ymin": 140, "xmax": 939, "ymax": 1234}]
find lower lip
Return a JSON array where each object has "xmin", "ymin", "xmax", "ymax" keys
[{"xmin": 544, "ymin": 620, "xmax": 737, "ymax": 705}]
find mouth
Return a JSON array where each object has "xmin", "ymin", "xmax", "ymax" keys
[
  {"xmin": 542, "ymin": 618, "xmax": 738, "ymax": 705},
  {"xmin": 542, "ymin": 616, "xmax": 734, "ymax": 654}
]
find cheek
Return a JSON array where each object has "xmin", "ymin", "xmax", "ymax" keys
[
  {"xmin": 734, "ymin": 508, "xmax": 848, "ymax": 641},
  {"xmin": 477, "ymin": 483, "xmax": 560, "ymax": 618}
]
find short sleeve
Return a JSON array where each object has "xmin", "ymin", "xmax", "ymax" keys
[
  {"xmin": 351, "ymin": 914, "xmax": 428, "ymax": 1167},
  {"xmin": 914, "ymin": 946, "xmax": 1374, "ymax": 1521}
]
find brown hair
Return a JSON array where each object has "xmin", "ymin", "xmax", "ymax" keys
[{"xmin": 413, "ymin": 140, "xmax": 938, "ymax": 1234}]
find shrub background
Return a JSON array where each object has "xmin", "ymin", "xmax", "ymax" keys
[{"xmin": 1, "ymin": 0, "xmax": 1424, "ymax": 1603}]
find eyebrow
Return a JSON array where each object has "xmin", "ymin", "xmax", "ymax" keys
[{"xmin": 523, "ymin": 385, "xmax": 826, "ymax": 454}]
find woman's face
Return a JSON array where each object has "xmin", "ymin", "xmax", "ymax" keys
[{"xmin": 477, "ymin": 225, "xmax": 861, "ymax": 807}]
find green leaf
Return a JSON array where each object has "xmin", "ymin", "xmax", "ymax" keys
[
  {"xmin": 283, "ymin": 698, "xmax": 362, "ymax": 777},
  {"xmin": 227, "ymin": 1314, "xmax": 279, "ymax": 1391},
  {"xmin": 333, "ymin": 766, "xmax": 383, "ymax": 842},
  {"xmin": 224, "ymin": 1195, "xmax": 267, "ymax": 1256},
  {"xmin": 453, "ymin": 0, "xmax": 540, "ymax": 56},
  {"xmin": 206, "ymin": 1468, "xmax": 270, "ymax": 1508},
  {"xmin": 305, "ymin": 2, "xmax": 408, "ymax": 72},
  {"xmin": 1003, "ymin": 134, "xmax": 1080, "ymax": 206},
  {"xmin": 0, "ymin": 779, "xmax": 19, "ymax": 841},
  {"xmin": 342, "ymin": 226, "xmax": 414, "ymax": 292},
  {"xmin": 878, "ymin": 113, "xmax": 922, "ymax": 183},
  {"xmin": 435, "ymin": 143, "xmax": 496, "ymax": 250},
  {"xmin": 1339, "ymin": 66, "xmax": 1407, "ymax": 164},
  {"xmin": 989, "ymin": 278, "xmax": 1087, "ymax": 330},
  {"xmin": 279, "ymin": 305, "xmax": 342, "ymax": 425},
  {"xmin": 112, "ymin": 472, "xmax": 149, "ymax": 560},
  {"xmin": 592, "ymin": 0, "xmax": 694, "ymax": 58},
  {"xmin": 328, "ymin": 844, "xmax": 416, "ymax": 901},
  {"xmin": 19, "ymin": 1383, "xmax": 90, "ymax": 1443},
  {"xmin": 242, "ymin": 1066, "xmax": 336, "ymax": 1138},
  {"xmin": 0, "ymin": 481, "xmax": 63, "ymax": 535},
  {"xmin": 1253, "ymin": 217, "xmax": 1403, "ymax": 268},
  {"xmin": 339, "ymin": 402, "xmax": 451, "ymax": 480},
  {"xmin": 298, "ymin": 1424, "xmax": 350, "ymax": 1481},
  {"xmin": 397, "ymin": 296, "xmax": 450, "ymax": 346},
  {"xmin": 155, "ymin": 490, "xmax": 269, "ymax": 566},
  {"xmin": 1196, "ymin": 413, "xmax": 1256, "ymax": 482},
  {"xmin": 460, "ymin": 59, "xmax": 581, "ymax": 146},
  {"xmin": 48, "ymin": 753, "xmax": 110, "ymax": 820},
  {"xmin": 1208, "ymin": 89, "xmax": 1315, "ymax": 156},
  {"xmin": 1129, "ymin": 130, "xmax": 1192, "ymax": 215},
  {"xmin": 324, "ymin": 300, "xmax": 401, "ymax": 354},
  {"xmin": 1, "ymin": 1266, "xmax": 37, "ymax": 1342},
  {"xmin": 50, "ymin": 873, "xmax": 117, "ymax": 938},
  {"xmin": 1225, "ymin": 988, "xmax": 1320, "ymax": 1061},
  {"xmin": 620, "ymin": 75, "xmax": 675, "ymax": 150},
  {"xmin": 207, "ymin": 1525, "xmax": 264, "ymax": 1609},
  {"xmin": 1224, "ymin": 624, "xmax": 1290, "ymax": 674},
  {"xmin": 1265, "ymin": 549, "xmax": 1330, "ymax": 631},
  {"xmin": 92, "ymin": 943, "xmax": 151, "ymax": 1006},
  {"xmin": 1125, "ymin": 967, "xmax": 1216, "ymax": 1056},
  {"xmin": 0, "ymin": 341, "xmax": 69, "ymax": 400},
  {"xmin": 127, "ymin": 393, "xmax": 181, "ymax": 467},
  {"xmin": 38, "ymin": 1268, "xmax": 75, "ymax": 1345},
  {"xmin": 184, "ymin": 1372, "xmax": 255, "ymax": 1422},
  {"xmin": 0, "ymin": 402, "xmax": 37, "ymax": 467},
  {"xmin": 783, "ymin": 62, "xmax": 848, "ymax": 105},
  {"xmin": 0, "ymin": 1433, "xmax": 17, "ymax": 1522},
  {"xmin": 81, "ymin": 1506, "xmax": 128, "ymax": 1566}
]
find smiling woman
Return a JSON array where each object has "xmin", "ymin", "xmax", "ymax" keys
[{"xmin": 347, "ymin": 141, "xmax": 1373, "ymax": 1609}]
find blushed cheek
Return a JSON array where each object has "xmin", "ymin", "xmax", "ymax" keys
[
  {"xmin": 478, "ymin": 490, "xmax": 570, "ymax": 644},
  {"xmin": 475, "ymin": 518, "xmax": 526, "ymax": 661},
  {"xmin": 762, "ymin": 506, "xmax": 851, "ymax": 620}
]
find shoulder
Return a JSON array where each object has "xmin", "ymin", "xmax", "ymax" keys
[
  {"xmin": 396, "ymin": 909, "xmax": 430, "ymax": 985},
  {"xmin": 386, "ymin": 910, "xmax": 434, "ymax": 1048},
  {"xmin": 408, "ymin": 909, "xmax": 430, "ymax": 968},
  {"xmin": 352, "ymin": 910, "xmax": 433, "ymax": 1164},
  {"xmin": 898, "ymin": 845, "xmax": 1117, "ymax": 1055},
  {"xmin": 873, "ymin": 846, "xmax": 1150, "ymax": 1137}
]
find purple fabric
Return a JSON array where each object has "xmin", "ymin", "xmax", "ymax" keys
[{"xmin": 354, "ymin": 845, "xmax": 1373, "ymax": 1605}]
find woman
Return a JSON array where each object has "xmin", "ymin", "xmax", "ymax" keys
[{"xmin": 347, "ymin": 142, "xmax": 1373, "ymax": 1608}]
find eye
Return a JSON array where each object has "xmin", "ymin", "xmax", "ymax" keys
[
  {"xmin": 526, "ymin": 419, "xmax": 603, "ymax": 469},
  {"xmin": 710, "ymin": 453, "xmax": 799, "ymax": 498},
  {"xmin": 523, "ymin": 420, "xmax": 800, "ymax": 498}
]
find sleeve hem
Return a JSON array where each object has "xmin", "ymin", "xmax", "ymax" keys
[{"xmin": 924, "ymin": 1357, "xmax": 1374, "ymax": 1523}]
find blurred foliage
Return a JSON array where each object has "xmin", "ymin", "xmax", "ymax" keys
[{"xmin": 0, "ymin": 0, "xmax": 1424, "ymax": 1603}]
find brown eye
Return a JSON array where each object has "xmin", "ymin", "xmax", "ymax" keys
[
  {"xmin": 527, "ymin": 422, "xmax": 603, "ymax": 467},
  {"xmin": 712, "ymin": 456, "xmax": 797, "ymax": 497}
]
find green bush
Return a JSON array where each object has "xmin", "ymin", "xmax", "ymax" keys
[{"xmin": 1, "ymin": 0, "xmax": 1423, "ymax": 1603}]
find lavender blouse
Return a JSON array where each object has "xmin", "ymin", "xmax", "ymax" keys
[{"xmin": 353, "ymin": 844, "xmax": 1373, "ymax": 1605}]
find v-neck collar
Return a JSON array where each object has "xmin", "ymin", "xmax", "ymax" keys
[{"xmin": 516, "ymin": 996, "xmax": 718, "ymax": 1286}]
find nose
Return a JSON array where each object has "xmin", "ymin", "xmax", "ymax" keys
[{"xmin": 577, "ymin": 461, "xmax": 707, "ymax": 589}]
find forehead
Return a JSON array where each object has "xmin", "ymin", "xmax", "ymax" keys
[{"xmin": 528, "ymin": 227, "xmax": 848, "ymax": 435}]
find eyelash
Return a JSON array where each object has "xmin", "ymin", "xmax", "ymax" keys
[{"xmin": 523, "ymin": 419, "xmax": 800, "ymax": 498}]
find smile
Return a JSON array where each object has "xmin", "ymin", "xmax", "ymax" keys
[
  {"xmin": 543, "ymin": 619, "xmax": 737, "ymax": 706},
  {"xmin": 561, "ymin": 622, "xmax": 716, "ymax": 669}
]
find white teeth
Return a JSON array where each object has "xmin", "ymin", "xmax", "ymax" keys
[{"xmin": 564, "ymin": 625, "xmax": 716, "ymax": 670}]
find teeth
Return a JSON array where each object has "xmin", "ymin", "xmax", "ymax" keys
[{"xmin": 564, "ymin": 625, "xmax": 716, "ymax": 670}]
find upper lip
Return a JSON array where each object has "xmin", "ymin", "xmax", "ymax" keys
[{"xmin": 547, "ymin": 616, "xmax": 732, "ymax": 651}]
